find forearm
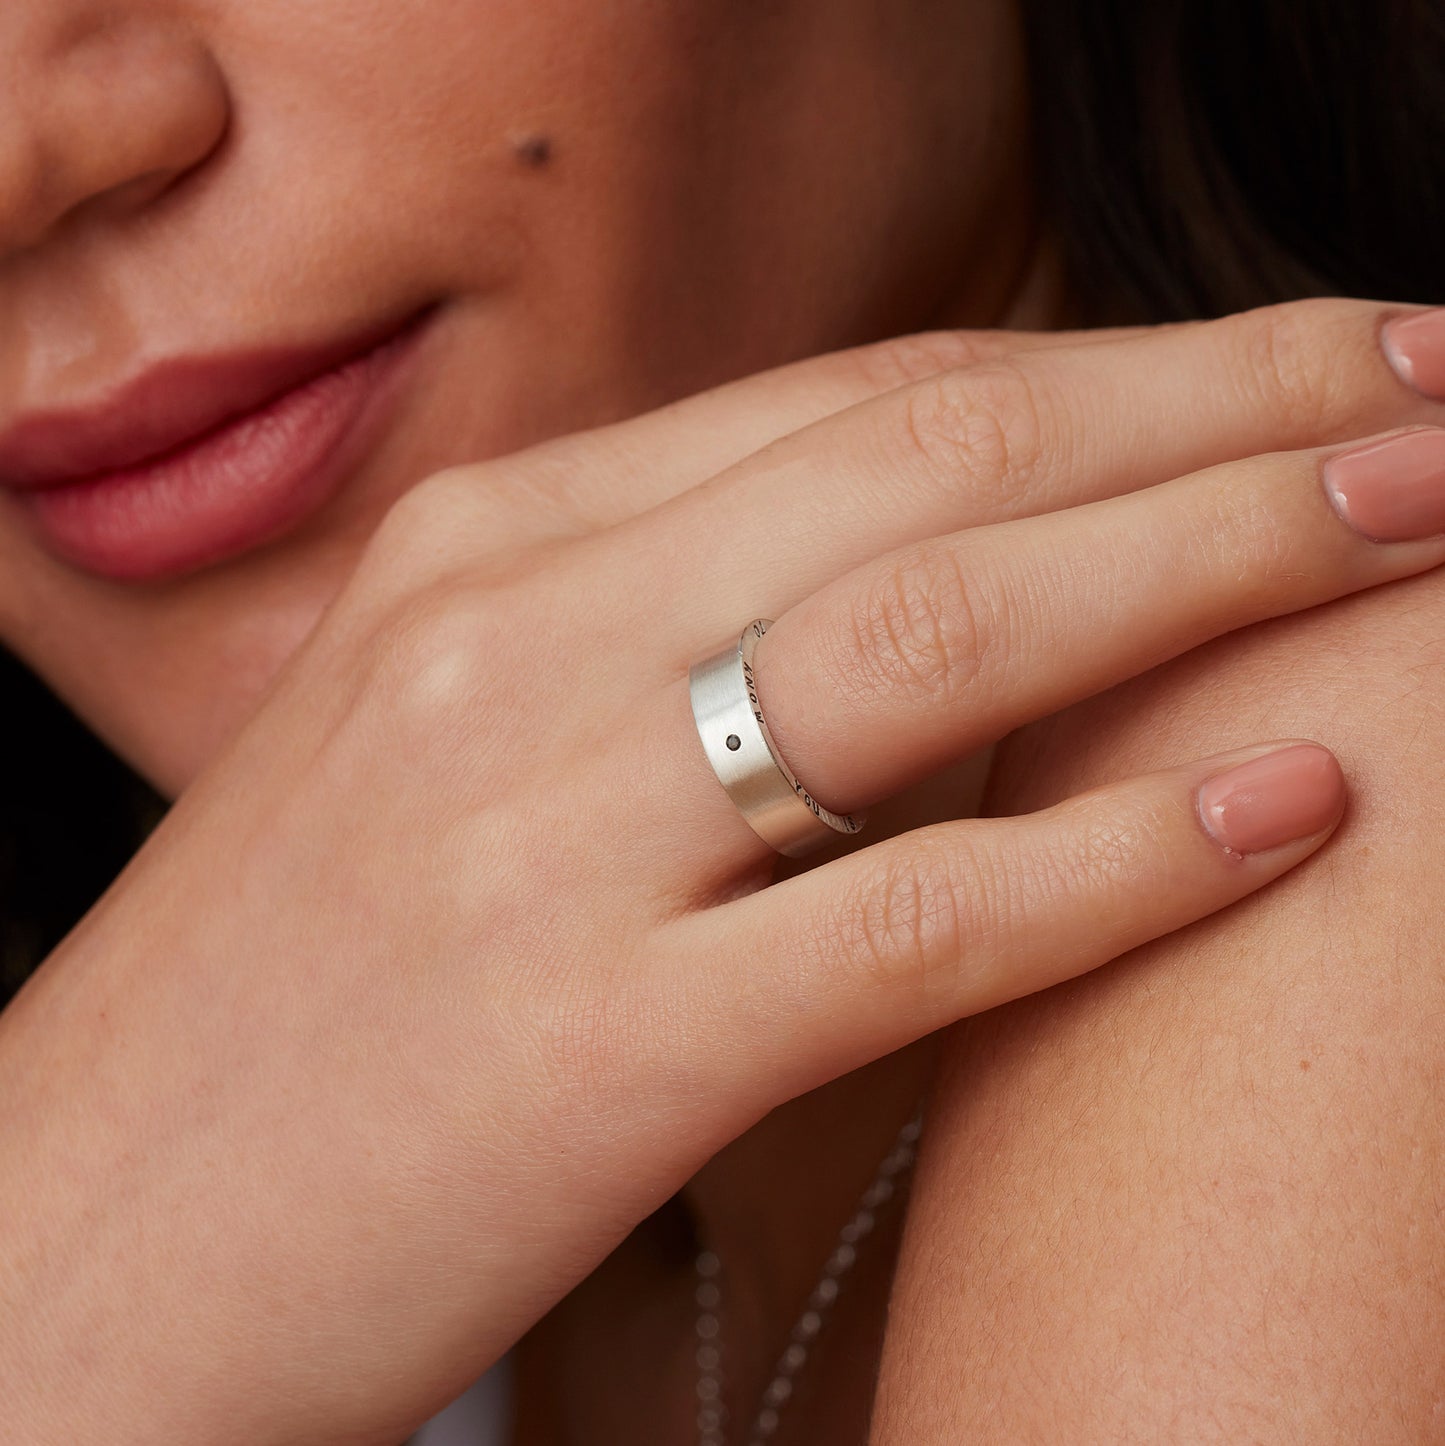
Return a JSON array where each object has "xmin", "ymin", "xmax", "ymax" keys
[
  {"xmin": 0, "ymin": 833, "xmax": 531, "ymax": 1445},
  {"xmin": 0, "ymin": 934, "xmax": 443, "ymax": 1442},
  {"xmin": 872, "ymin": 569, "xmax": 1445, "ymax": 1442}
]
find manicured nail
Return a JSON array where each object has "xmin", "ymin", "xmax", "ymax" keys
[
  {"xmin": 1196, "ymin": 743, "xmax": 1345, "ymax": 856},
  {"xmin": 1382, "ymin": 309, "xmax": 1445, "ymax": 399},
  {"xmin": 1322, "ymin": 427, "xmax": 1445, "ymax": 543}
]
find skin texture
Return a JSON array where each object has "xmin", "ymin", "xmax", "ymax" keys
[
  {"xmin": 4, "ymin": 3, "xmax": 1445, "ymax": 1444},
  {"xmin": 509, "ymin": 305, "xmax": 1445, "ymax": 1444},
  {"xmin": 0, "ymin": 7, "xmax": 1036, "ymax": 1428},
  {"xmin": 4, "ymin": 293, "xmax": 1443, "ymax": 1442},
  {"xmin": 0, "ymin": 0, "xmax": 1029, "ymax": 791},
  {"xmin": 874, "ymin": 568, "xmax": 1445, "ymax": 1443}
]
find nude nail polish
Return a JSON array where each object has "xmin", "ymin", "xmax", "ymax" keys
[
  {"xmin": 1196, "ymin": 744, "xmax": 1345, "ymax": 856},
  {"xmin": 1382, "ymin": 309, "xmax": 1445, "ymax": 399},
  {"xmin": 1322, "ymin": 427, "xmax": 1445, "ymax": 543}
]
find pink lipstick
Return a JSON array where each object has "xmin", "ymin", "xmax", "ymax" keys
[{"xmin": 0, "ymin": 310, "xmax": 433, "ymax": 581}]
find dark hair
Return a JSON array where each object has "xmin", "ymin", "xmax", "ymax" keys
[
  {"xmin": 1023, "ymin": 0, "xmax": 1445, "ymax": 323},
  {"xmin": 4, "ymin": 0, "xmax": 1445, "ymax": 1009},
  {"xmin": 1, "ymin": 650, "xmax": 164, "ymax": 1006}
]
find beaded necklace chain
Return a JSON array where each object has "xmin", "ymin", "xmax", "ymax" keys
[{"xmin": 692, "ymin": 1107, "xmax": 924, "ymax": 1446}]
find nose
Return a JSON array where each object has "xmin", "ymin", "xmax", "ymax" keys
[{"xmin": 0, "ymin": 13, "xmax": 229, "ymax": 257}]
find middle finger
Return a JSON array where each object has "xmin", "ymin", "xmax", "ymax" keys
[
  {"xmin": 609, "ymin": 296, "xmax": 1439, "ymax": 677},
  {"xmin": 635, "ymin": 423, "xmax": 1445, "ymax": 889}
]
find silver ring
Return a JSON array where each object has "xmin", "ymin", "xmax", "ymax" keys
[{"xmin": 688, "ymin": 617, "xmax": 867, "ymax": 858}]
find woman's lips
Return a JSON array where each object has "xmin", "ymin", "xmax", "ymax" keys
[{"xmin": 0, "ymin": 312, "xmax": 432, "ymax": 582}]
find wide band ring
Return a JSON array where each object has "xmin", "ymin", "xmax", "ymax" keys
[{"xmin": 688, "ymin": 617, "xmax": 867, "ymax": 858}]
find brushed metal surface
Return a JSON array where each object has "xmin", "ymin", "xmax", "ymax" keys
[{"xmin": 688, "ymin": 618, "xmax": 866, "ymax": 858}]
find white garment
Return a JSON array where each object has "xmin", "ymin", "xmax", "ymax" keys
[{"xmin": 409, "ymin": 1355, "xmax": 513, "ymax": 1446}]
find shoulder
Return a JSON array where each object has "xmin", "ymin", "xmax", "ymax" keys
[{"xmin": 872, "ymin": 570, "xmax": 1445, "ymax": 1443}]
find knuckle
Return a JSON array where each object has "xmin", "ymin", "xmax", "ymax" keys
[
  {"xmin": 832, "ymin": 539, "xmax": 998, "ymax": 710},
  {"xmin": 361, "ymin": 580, "xmax": 531, "ymax": 769},
  {"xmin": 1172, "ymin": 460, "xmax": 1305, "ymax": 616},
  {"xmin": 842, "ymin": 329, "xmax": 1010, "ymax": 394},
  {"xmin": 363, "ymin": 466, "xmax": 554, "ymax": 590},
  {"xmin": 892, "ymin": 359, "xmax": 1049, "ymax": 513},
  {"xmin": 820, "ymin": 834, "xmax": 973, "ymax": 1004},
  {"xmin": 1222, "ymin": 472, "xmax": 1303, "ymax": 602},
  {"xmin": 343, "ymin": 466, "xmax": 563, "ymax": 655},
  {"xmin": 373, "ymin": 466, "xmax": 481, "ymax": 553},
  {"xmin": 1074, "ymin": 807, "xmax": 1160, "ymax": 894},
  {"xmin": 352, "ymin": 470, "xmax": 480, "ymax": 598},
  {"xmin": 1053, "ymin": 791, "xmax": 1169, "ymax": 908},
  {"xmin": 1227, "ymin": 297, "xmax": 1361, "ymax": 432},
  {"xmin": 372, "ymin": 581, "xmax": 496, "ymax": 712}
]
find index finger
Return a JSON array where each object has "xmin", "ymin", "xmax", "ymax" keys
[{"xmin": 497, "ymin": 322, "xmax": 1155, "ymax": 534}]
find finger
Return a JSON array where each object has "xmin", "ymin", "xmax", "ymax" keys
[
  {"xmin": 632, "ymin": 423, "xmax": 1445, "ymax": 886},
  {"xmin": 752, "ymin": 421, "xmax": 1445, "ymax": 808},
  {"xmin": 480, "ymin": 324, "xmax": 1149, "ymax": 535},
  {"xmin": 655, "ymin": 739, "xmax": 1345, "ymax": 1117},
  {"xmin": 608, "ymin": 296, "xmax": 1440, "ymax": 661}
]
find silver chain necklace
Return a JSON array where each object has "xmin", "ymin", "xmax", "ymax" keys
[{"xmin": 692, "ymin": 1107, "xmax": 924, "ymax": 1446}]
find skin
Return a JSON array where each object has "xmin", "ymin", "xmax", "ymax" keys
[
  {"xmin": 0, "ymin": 5, "xmax": 1032, "ymax": 1431},
  {"xmin": 3, "ymin": 3, "xmax": 1442, "ymax": 1444},
  {"xmin": 11, "ymin": 297, "xmax": 1437, "ymax": 1441},
  {"xmin": 0, "ymin": 0, "xmax": 1031, "ymax": 791},
  {"xmin": 874, "ymin": 572, "xmax": 1445, "ymax": 1443}
]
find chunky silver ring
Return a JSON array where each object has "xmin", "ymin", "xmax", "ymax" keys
[{"xmin": 688, "ymin": 617, "xmax": 867, "ymax": 858}]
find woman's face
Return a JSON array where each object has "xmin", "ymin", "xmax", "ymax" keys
[{"xmin": 0, "ymin": 0, "xmax": 1030, "ymax": 793}]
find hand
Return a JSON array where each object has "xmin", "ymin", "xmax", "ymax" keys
[{"xmin": 5, "ymin": 297, "xmax": 1444, "ymax": 1443}]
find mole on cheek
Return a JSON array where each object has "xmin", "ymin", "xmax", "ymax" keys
[{"xmin": 510, "ymin": 133, "xmax": 554, "ymax": 169}]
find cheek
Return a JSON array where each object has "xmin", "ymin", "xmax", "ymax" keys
[
  {"xmin": 3, "ymin": 0, "xmax": 1028, "ymax": 795},
  {"xmin": 214, "ymin": 0, "xmax": 708, "ymax": 290},
  {"xmin": 5, "ymin": 538, "xmax": 357, "ymax": 797}
]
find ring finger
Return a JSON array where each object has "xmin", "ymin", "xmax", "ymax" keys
[{"xmin": 636, "ymin": 423, "xmax": 1445, "ymax": 891}]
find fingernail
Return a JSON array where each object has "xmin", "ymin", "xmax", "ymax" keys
[
  {"xmin": 1196, "ymin": 743, "xmax": 1345, "ymax": 856},
  {"xmin": 1382, "ymin": 309, "xmax": 1445, "ymax": 399},
  {"xmin": 1322, "ymin": 427, "xmax": 1445, "ymax": 542}
]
